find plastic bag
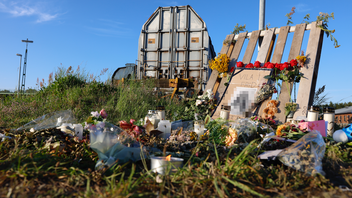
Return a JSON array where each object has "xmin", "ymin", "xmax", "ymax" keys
[
  {"xmin": 171, "ymin": 120, "xmax": 194, "ymax": 131},
  {"xmin": 16, "ymin": 110, "xmax": 76, "ymax": 131},
  {"xmin": 277, "ymin": 130, "xmax": 326, "ymax": 176},
  {"xmin": 231, "ymin": 118, "xmax": 257, "ymax": 137},
  {"xmin": 89, "ymin": 125, "xmax": 146, "ymax": 170}
]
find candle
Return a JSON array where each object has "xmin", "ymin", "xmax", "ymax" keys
[
  {"xmin": 156, "ymin": 106, "xmax": 166, "ymax": 120},
  {"xmin": 73, "ymin": 124, "xmax": 83, "ymax": 140},
  {"xmin": 323, "ymin": 107, "xmax": 335, "ymax": 136},
  {"xmin": 220, "ymin": 105, "xmax": 230, "ymax": 120},
  {"xmin": 194, "ymin": 120, "xmax": 205, "ymax": 136},
  {"xmin": 150, "ymin": 156, "xmax": 184, "ymax": 174},
  {"xmin": 158, "ymin": 120, "xmax": 171, "ymax": 139},
  {"xmin": 307, "ymin": 106, "xmax": 319, "ymax": 122}
]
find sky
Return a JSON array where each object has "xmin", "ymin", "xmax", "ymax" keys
[{"xmin": 0, "ymin": 0, "xmax": 351, "ymax": 103}]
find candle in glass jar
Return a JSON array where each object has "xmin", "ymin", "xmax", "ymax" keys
[
  {"xmin": 323, "ymin": 107, "xmax": 335, "ymax": 136},
  {"xmin": 158, "ymin": 120, "xmax": 171, "ymax": 139},
  {"xmin": 194, "ymin": 120, "xmax": 205, "ymax": 136},
  {"xmin": 220, "ymin": 105, "xmax": 230, "ymax": 120},
  {"xmin": 156, "ymin": 106, "xmax": 166, "ymax": 120},
  {"xmin": 307, "ymin": 106, "xmax": 320, "ymax": 122}
]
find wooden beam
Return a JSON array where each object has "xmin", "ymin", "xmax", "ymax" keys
[
  {"xmin": 276, "ymin": 23, "xmax": 307, "ymax": 122},
  {"xmin": 242, "ymin": 30, "xmax": 261, "ymax": 64},
  {"xmin": 257, "ymin": 26, "xmax": 289, "ymax": 118},
  {"xmin": 204, "ymin": 34, "xmax": 234, "ymax": 92},
  {"xmin": 215, "ymin": 32, "xmax": 248, "ymax": 103},
  {"xmin": 294, "ymin": 22, "xmax": 324, "ymax": 119},
  {"xmin": 256, "ymin": 28, "xmax": 276, "ymax": 63}
]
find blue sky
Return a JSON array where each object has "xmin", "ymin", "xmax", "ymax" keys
[{"xmin": 0, "ymin": 0, "xmax": 351, "ymax": 103}]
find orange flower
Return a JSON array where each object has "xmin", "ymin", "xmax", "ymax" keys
[{"xmin": 276, "ymin": 125, "xmax": 287, "ymax": 136}]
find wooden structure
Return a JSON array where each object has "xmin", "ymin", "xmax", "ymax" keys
[{"xmin": 205, "ymin": 22, "xmax": 324, "ymax": 123}]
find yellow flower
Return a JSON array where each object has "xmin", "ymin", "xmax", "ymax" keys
[
  {"xmin": 209, "ymin": 54, "xmax": 230, "ymax": 74},
  {"xmin": 225, "ymin": 128, "xmax": 238, "ymax": 147},
  {"xmin": 276, "ymin": 125, "xmax": 287, "ymax": 136}
]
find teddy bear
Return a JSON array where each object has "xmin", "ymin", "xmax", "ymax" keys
[{"xmin": 262, "ymin": 100, "xmax": 279, "ymax": 119}]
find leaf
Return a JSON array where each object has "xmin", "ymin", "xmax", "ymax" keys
[{"xmin": 149, "ymin": 130, "xmax": 163, "ymax": 137}]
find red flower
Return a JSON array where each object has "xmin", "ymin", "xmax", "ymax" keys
[
  {"xmin": 119, "ymin": 120, "xmax": 132, "ymax": 130},
  {"xmin": 245, "ymin": 63, "xmax": 254, "ymax": 68},
  {"xmin": 290, "ymin": 59, "xmax": 298, "ymax": 67},
  {"xmin": 237, "ymin": 61, "xmax": 244, "ymax": 68},
  {"xmin": 254, "ymin": 61, "xmax": 261, "ymax": 68},
  {"xmin": 267, "ymin": 63, "xmax": 275, "ymax": 69},
  {"xmin": 230, "ymin": 67, "xmax": 235, "ymax": 73},
  {"xmin": 282, "ymin": 62, "xmax": 290, "ymax": 70},
  {"xmin": 264, "ymin": 62, "xmax": 270, "ymax": 68},
  {"xmin": 275, "ymin": 63, "xmax": 281, "ymax": 70}
]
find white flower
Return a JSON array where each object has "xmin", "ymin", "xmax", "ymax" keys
[
  {"xmin": 91, "ymin": 111, "xmax": 100, "ymax": 118},
  {"xmin": 196, "ymin": 100, "xmax": 202, "ymax": 106}
]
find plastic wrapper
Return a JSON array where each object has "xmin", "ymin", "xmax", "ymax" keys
[
  {"xmin": 89, "ymin": 125, "xmax": 147, "ymax": 170},
  {"xmin": 231, "ymin": 118, "xmax": 257, "ymax": 137},
  {"xmin": 171, "ymin": 120, "xmax": 194, "ymax": 131},
  {"xmin": 16, "ymin": 110, "xmax": 76, "ymax": 131},
  {"xmin": 277, "ymin": 130, "xmax": 326, "ymax": 176}
]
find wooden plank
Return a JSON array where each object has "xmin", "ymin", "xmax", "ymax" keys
[
  {"xmin": 257, "ymin": 26, "xmax": 290, "ymax": 118},
  {"xmin": 216, "ymin": 32, "xmax": 247, "ymax": 104},
  {"xmin": 242, "ymin": 30, "xmax": 260, "ymax": 64},
  {"xmin": 233, "ymin": 23, "xmax": 313, "ymax": 40},
  {"xmin": 276, "ymin": 23, "xmax": 307, "ymax": 122},
  {"xmin": 294, "ymin": 22, "xmax": 324, "ymax": 119},
  {"xmin": 256, "ymin": 28, "xmax": 276, "ymax": 63},
  {"xmin": 229, "ymin": 32, "xmax": 247, "ymax": 67},
  {"xmin": 204, "ymin": 34, "xmax": 233, "ymax": 92},
  {"xmin": 271, "ymin": 26, "xmax": 290, "ymax": 63}
]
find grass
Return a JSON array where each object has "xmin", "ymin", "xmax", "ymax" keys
[{"xmin": 1, "ymin": 66, "xmax": 352, "ymax": 197}]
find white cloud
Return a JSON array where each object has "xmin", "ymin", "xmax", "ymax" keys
[
  {"xmin": 295, "ymin": 3, "xmax": 311, "ymax": 13},
  {"xmin": 0, "ymin": 1, "xmax": 58, "ymax": 23}
]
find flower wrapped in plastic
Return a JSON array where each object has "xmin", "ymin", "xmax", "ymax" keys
[
  {"xmin": 254, "ymin": 83, "xmax": 277, "ymax": 104},
  {"xmin": 85, "ymin": 110, "xmax": 146, "ymax": 170},
  {"xmin": 277, "ymin": 130, "xmax": 326, "ymax": 176},
  {"xmin": 231, "ymin": 118, "xmax": 257, "ymax": 141}
]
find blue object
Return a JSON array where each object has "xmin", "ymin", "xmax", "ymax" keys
[{"xmin": 342, "ymin": 124, "xmax": 352, "ymax": 141}]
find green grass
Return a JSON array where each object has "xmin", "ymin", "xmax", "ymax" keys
[{"xmin": 1, "ymin": 67, "xmax": 352, "ymax": 197}]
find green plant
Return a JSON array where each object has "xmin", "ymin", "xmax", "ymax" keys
[{"xmin": 285, "ymin": 102, "xmax": 298, "ymax": 117}]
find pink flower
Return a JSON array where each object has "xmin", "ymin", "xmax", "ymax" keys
[
  {"xmin": 100, "ymin": 109, "xmax": 108, "ymax": 119},
  {"xmin": 130, "ymin": 119, "xmax": 136, "ymax": 125},
  {"xmin": 133, "ymin": 125, "xmax": 142, "ymax": 135}
]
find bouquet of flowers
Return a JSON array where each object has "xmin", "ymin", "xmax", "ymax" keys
[
  {"xmin": 254, "ymin": 83, "xmax": 277, "ymax": 104},
  {"xmin": 84, "ymin": 109, "xmax": 146, "ymax": 170},
  {"xmin": 209, "ymin": 53, "xmax": 230, "ymax": 77}
]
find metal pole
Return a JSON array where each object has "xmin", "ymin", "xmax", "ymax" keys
[
  {"xmin": 21, "ymin": 38, "xmax": 33, "ymax": 93},
  {"xmin": 258, "ymin": 0, "xmax": 265, "ymax": 50},
  {"xmin": 259, "ymin": 0, "xmax": 265, "ymax": 31},
  {"xmin": 16, "ymin": 54, "xmax": 22, "ymax": 95}
]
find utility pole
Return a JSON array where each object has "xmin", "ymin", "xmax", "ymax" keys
[
  {"xmin": 16, "ymin": 53, "xmax": 22, "ymax": 95},
  {"xmin": 21, "ymin": 38, "xmax": 33, "ymax": 93},
  {"xmin": 258, "ymin": 0, "xmax": 265, "ymax": 50}
]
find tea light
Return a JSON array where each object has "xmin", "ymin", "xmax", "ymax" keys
[{"xmin": 150, "ymin": 155, "xmax": 184, "ymax": 174}]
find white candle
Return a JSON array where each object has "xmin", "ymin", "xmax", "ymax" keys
[
  {"xmin": 158, "ymin": 120, "xmax": 171, "ymax": 139},
  {"xmin": 307, "ymin": 106, "xmax": 319, "ymax": 122},
  {"xmin": 220, "ymin": 105, "xmax": 230, "ymax": 120},
  {"xmin": 194, "ymin": 120, "xmax": 205, "ymax": 136},
  {"xmin": 156, "ymin": 106, "xmax": 166, "ymax": 120},
  {"xmin": 150, "ymin": 156, "xmax": 184, "ymax": 174},
  {"xmin": 324, "ymin": 107, "xmax": 335, "ymax": 136},
  {"xmin": 73, "ymin": 124, "xmax": 83, "ymax": 140}
]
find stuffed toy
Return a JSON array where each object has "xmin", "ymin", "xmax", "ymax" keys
[{"xmin": 262, "ymin": 100, "xmax": 279, "ymax": 119}]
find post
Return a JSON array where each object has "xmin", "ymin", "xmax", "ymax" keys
[
  {"xmin": 16, "ymin": 54, "xmax": 22, "ymax": 95},
  {"xmin": 258, "ymin": 0, "xmax": 265, "ymax": 49},
  {"xmin": 21, "ymin": 39, "xmax": 33, "ymax": 93}
]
